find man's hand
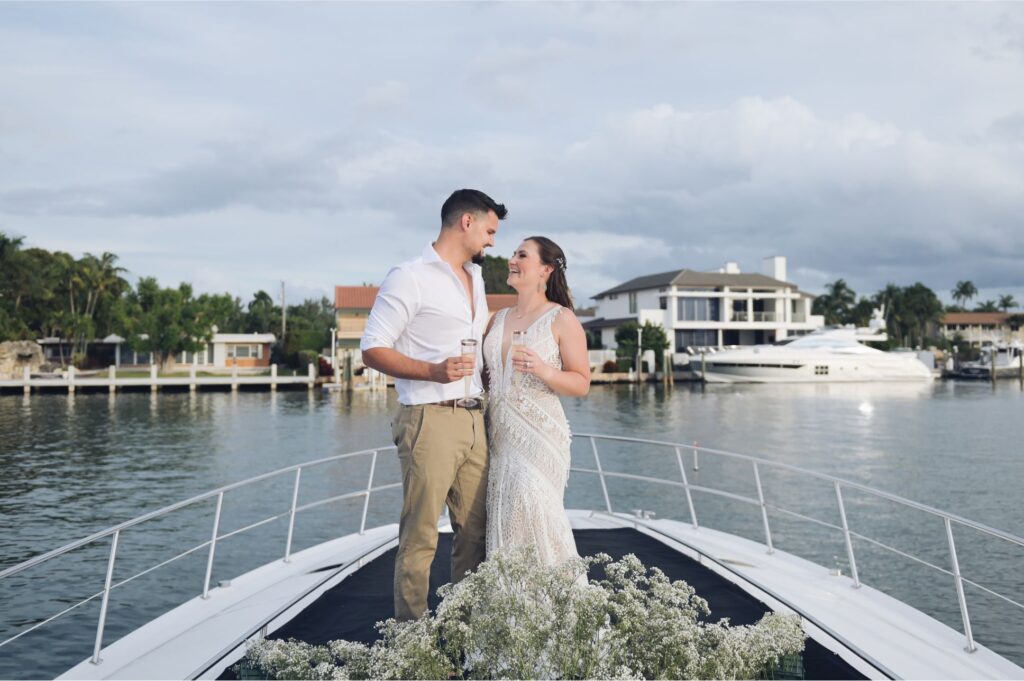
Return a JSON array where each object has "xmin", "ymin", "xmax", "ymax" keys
[{"xmin": 430, "ymin": 355, "xmax": 475, "ymax": 383}]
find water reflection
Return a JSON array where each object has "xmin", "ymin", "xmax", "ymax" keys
[{"xmin": 1, "ymin": 382, "xmax": 1022, "ymax": 676}]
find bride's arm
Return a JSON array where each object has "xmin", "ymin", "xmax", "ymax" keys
[{"xmin": 516, "ymin": 310, "xmax": 591, "ymax": 397}]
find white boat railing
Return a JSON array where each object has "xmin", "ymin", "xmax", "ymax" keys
[
  {"xmin": 2, "ymin": 435, "xmax": 1023, "ymax": 672},
  {"xmin": 574, "ymin": 432, "xmax": 1024, "ymax": 657},
  {"xmin": 0, "ymin": 445, "xmax": 400, "ymax": 667}
]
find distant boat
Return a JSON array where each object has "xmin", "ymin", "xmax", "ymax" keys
[
  {"xmin": 954, "ymin": 341, "xmax": 1024, "ymax": 380},
  {"xmin": 691, "ymin": 307, "xmax": 933, "ymax": 383}
]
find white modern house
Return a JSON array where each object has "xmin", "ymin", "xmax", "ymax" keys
[{"xmin": 585, "ymin": 256, "xmax": 824, "ymax": 357}]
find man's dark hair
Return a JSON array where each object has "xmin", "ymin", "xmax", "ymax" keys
[{"xmin": 440, "ymin": 189, "xmax": 508, "ymax": 227}]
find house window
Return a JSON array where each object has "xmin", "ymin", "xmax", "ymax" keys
[
  {"xmin": 232, "ymin": 345, "xmax": 251, "ymax": 359},
  {"xmin": 608, "ymin": 294, "xmax": 618, "ymax": 300},
  {"xmin": 677, "ymin": 298, "xmax": 720, "ymax": 321},
  {"xmin": 675, "ymin": 330, "xmax": 718, "ymax": 348},
  {"xmin": 659, "ymin": 297, "xmax": 667, "ymax": 310},
  {"xmin": 629, "ymin": 293, "xmax": 637, "ymax": 314}
]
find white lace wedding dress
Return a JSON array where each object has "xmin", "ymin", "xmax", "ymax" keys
[{"xmin": 484, "ymin": 305, "xmax": 578, "ymax": 565}]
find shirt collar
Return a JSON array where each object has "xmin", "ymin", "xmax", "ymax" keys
[{"xmin": 423, "ymin": 241, "xmax": 481, "ymax": 275}]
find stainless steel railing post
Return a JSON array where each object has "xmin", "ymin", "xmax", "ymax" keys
[
  {"xmin": 834, "ymin": 483, "xmax": 861, "ymax": 587},
  {"xmin": 284, "ymin": 468, "xmax": 302, "ymax": 562},
  {"xmin": 675, "ymin": 447, "xmax": 698, "ymax": 528},
  {"xmin": 590, "ymin": 437, "xmax": 613, "ymax": 513},
  {"xmin": 692, "ymin": 441, "xmax": 700, "ymax": 471},
  {"xmin": 90, "ymin": 529, "xmax": 120, "ymax": 665},
  {"xmin": 202, "ymin": 492, "xmax": 224, "ymax": 599},
  {"xmin": 753, "ymin": 463, "xmax": 774, "ymax": 554},
  {"xmin": 945, "ymin": 517, "xmax": 977, "ymax": 652},
  {"xmin": 359, "ymin": 451, "xmax": 378, "ymax": 535}
]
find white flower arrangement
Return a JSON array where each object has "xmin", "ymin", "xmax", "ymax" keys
[{"xmin": 238, "ymin": 547, "xmax": 805, "ymax": 680}]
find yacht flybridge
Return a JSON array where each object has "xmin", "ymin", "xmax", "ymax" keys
[{"xmin": 2, "ymin": 435, "xmax": 1022, "ymax": 680}]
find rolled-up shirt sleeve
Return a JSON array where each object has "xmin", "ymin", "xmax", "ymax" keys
[{"xmin": 360, "ymin": 266, "xmax": 420, "ymax": 352}]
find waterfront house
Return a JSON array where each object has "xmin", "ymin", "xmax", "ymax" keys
[
  {"xmin": 585, "ymin": 256, "xmax": 824, "ymax": 357},
  {"xmin": 334, "ymin": 285, "xmax": 517, "ymax": 350},
  {"xmin": 938, "ymin": 312, "xmax": 1024, "ymax": 348},
  {"xmin": 39, "ymin": 333, "xmax": 276, "ymax": 370}
]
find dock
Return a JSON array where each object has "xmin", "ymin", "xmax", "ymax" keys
[{"xmin": 1, "ymin": 364, "xmax": 318, "ymax": 395}]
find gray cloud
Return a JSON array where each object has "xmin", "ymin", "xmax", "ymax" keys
[{"xmin": 2, "ymin": 2, "xmax": 1024, "ymax": 307}]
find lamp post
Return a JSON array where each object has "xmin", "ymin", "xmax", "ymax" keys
[
  {"xmin": 330, "ymin": 327, "xmax": 338, "ymax": 384},
  {"xmin": 636, "ymin": 326, "xmax": 643, "ymax": 383}
]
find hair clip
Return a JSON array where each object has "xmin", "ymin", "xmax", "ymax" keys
[{"xmin": 555, "ymin": 257, "xmax": 567, "ymax": 272}]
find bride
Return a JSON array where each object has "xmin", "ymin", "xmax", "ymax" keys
[{"xmin": 483, "ymin": 236, "xmax": 591, "ymax": 565}]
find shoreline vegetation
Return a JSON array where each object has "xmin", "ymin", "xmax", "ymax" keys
[
  {"xmin": 237, "ymin": 547, "xmax": 805, "ymax": 681},
  {"xmin": 2, "ymin": 233, "xmax": 1019, "ymax": 373}
]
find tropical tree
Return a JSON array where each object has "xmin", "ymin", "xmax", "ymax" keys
[
  {"xmin": 245, "ymin": 290, "xmax": 281, "ymax": 335},
  {"xmin": 72, "ymin": 252, "xmax": 128, "ymax": 353},
  {"xmin": 998, "ymin": 294, "xmax": 1017, "ymax": 312},
  {"xmin": 952, "ymin": 280, "xmax": 978, "ymax": 309},
  {"xmin": 197, "ymin": 293, "xmax": 245, "ymax": 333},
  {"xmin": 0, "ymin": 233, "xmax": 29, "ymax": 340},
  {"xmin": 812, "ymin": 279, "xmax": 856, "ymax": 325},
  {"xmin": 975, "ymin": 300, "xmax": 999, "ymax": 313},
  {"xmin": 120, "ymin": 278, "xmax": 212, "ymax": 371}
]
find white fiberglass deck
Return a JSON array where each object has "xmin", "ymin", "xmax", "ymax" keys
[{"xmin": 59, "ymin": 512, "xmax": 1024, "ymax": 681}]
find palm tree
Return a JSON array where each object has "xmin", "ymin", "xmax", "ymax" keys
[
  {"xmin": 998, "ymin": 294, "xmax": 1017, "ymax": 312},
  {"xmin": 976, "ymin": 300, "xmax": 999, "ymax": 313},
  {"xmin": 952, "ymin": 280, "xmax": 978, "ymax": 308}
]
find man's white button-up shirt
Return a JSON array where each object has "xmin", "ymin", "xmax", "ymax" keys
[{"xmin": 360, "ymin": 242, "xmax": 488, "ymax": 406}]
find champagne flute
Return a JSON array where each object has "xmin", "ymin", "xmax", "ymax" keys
[
  {"xmin": 456, "ymin": 338, "xmax": 479, "ymax": 408},
  {"xmin": 512, "ymin": 330, "xmax": 527, "ymax": 372},
  {"xmin": 511, "ymin": 330, "xmax": 528, "ymax": 387}
]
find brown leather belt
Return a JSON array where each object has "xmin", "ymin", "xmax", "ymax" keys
[{"xmin": 420, "ymin": 398, "xmax": 484, "ymax": 410}]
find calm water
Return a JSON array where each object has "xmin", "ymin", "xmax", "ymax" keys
[{"xmin": 2, "ymin": 381, "xmax": 1023, "ymax": 677}]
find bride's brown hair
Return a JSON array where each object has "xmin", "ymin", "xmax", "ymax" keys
[{"xmin": 526, "ymin": 236, "xmax": 574, "ymax": 310}]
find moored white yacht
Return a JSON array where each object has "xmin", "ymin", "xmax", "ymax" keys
[
  {"xmin": 1, "ymin": 434, "xmax": 1022, "ymax": 680},
  {"xmin": 691, "ymin": 310, "xmax": 933, "ymax": 384}
]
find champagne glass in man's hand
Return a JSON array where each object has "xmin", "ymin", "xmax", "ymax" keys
[{"xmin": 456, "ymin": 339, "xmax": 479, "ymax": 408}]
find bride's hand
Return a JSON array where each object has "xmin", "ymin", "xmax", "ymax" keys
[{"xmin": 512, "ymin": 347, "xmax": 552, "ymax": 381}]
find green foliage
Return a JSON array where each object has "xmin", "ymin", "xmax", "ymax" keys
[
  {"xmin": 614, "ymin": 321, "xmax": 670, "ymax": 369},
  {"xmin": 811, "ymin": 279, "xmax": 856, "ymax": 325},
  {"xmin": 873, "ymin": 282, "xmax": 944, "ymax": 348},
  {"xmin": 120, "ymin": 278, "xmax": 211, "ymax": 370},
  {"xmin": 974, "ymin": 300, "xmax": 999, "ymax": 313},
  {"xmin": 196, "ymin": 293, "xmax": 245, "ymax": 333},
  {"xmin": 998, "ymin": 294, "xmax": 1017, "ymax": 312},
  {"xmin": 238, "ymin": 547, "xmax": 805, "ymax": 680},
  {"xmin": 952, "ymin": 280, "xmax": 978, "ymax": 308},
  {"xmin": 480, "ymin": 254, "xmax": 514, "ymax": 294}
]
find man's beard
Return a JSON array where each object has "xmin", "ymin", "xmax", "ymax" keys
[{"xmin": 471, "ymin": 251, "xmax": 486, "ymax": 265}]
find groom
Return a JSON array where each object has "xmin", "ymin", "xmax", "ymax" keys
[{"xmin": 361, "ymin": 188, "xmax": 507, "ymax": 621}]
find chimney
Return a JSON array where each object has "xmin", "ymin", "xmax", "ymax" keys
[
  {"xmin": 762, "ymin": 256, "xmax": 786, "ymax": 282},
  {"xmin": 722, "ymin": 261, "xmax": 741, "ymax": 274}
]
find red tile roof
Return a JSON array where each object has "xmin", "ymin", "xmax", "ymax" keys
[
  {"xmin": 335, "ymin": 286, "xmax": 380, "ymax": 310},
  {"xmin": 941, "ymin": 312, "xmax": 1010, "ymax": 325},
  {"xmin": 335, "ymin": 285, "xmax": 517, "ymax": 312}
]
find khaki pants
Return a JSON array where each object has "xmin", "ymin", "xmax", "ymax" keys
[{"xmin": 391, "ymin": 403, "xmax": 488, "ymax": 621}]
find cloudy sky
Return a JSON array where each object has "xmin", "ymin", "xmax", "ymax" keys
[{"xmin": 2, "ymin": 2, "xmax": 1023, "ymax": 307}]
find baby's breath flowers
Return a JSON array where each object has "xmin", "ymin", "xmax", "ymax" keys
[{"xmin": 238, "ymin": 547, "xmax": 805, "ymax": 680}]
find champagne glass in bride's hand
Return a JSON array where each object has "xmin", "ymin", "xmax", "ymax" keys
[
  {"xmin": 512, "ymin": 331, "xmax": 527, "ymax": 384},
  {"xmin": 456, "ymin": 339, "xmax": 479, "ymax": 408}
]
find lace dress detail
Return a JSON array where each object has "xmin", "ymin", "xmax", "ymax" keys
[{"xmin": 484, "ymin": 306, "xmax": 578, "ymax": 565}]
